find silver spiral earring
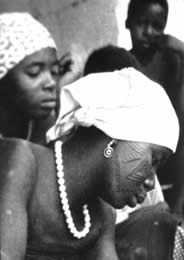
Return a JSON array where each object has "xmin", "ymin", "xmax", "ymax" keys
[{"xmin": 104, "ymin": 139, "xmax": 117, "ymax": 158}]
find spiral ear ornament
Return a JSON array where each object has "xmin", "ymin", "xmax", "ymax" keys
[{"xmin": 104, "ymin": 139, "xmax": 117, "ymax": 158}]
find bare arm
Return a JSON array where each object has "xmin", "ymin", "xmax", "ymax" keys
[{"xmin": 0, "ymin": 139, "xmax": 37, "ymax": 260}]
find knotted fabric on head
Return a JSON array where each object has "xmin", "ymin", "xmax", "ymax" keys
[
  {"xmin": 0, "ymin": 12, "xmax": 56, "ymax": 79},
  {"xmin": 47, "ymin": 68, "xmax": 179, "ymax": 152}
]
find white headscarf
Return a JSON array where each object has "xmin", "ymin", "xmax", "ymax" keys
[
  {"xmin": 0, "ymin": 12, "xmax": 56, "ymax": 79},
  {"xmin": 47, "ymin": 68, "xmax": 179, "ymax": 152}
]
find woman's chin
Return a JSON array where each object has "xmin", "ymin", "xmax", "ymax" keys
[{"xmin": 126, "ymin": 196, "xmax": 138, "ymax": 208}]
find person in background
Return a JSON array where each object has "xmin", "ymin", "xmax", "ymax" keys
[
  {"xmin": 84, "ymin": 44, "xmax": 141, "ymax": 75},
  {"xmin": 0, "ymin": 12, "xmax": 59, "ymax": 145},
  {"xmin": 125, "ymin": 0, "xmax": 184, "ymax": 217},
  {"xmin": 0, "ymin": 67, "xmax": 182, "ymax": 260},
  {"xmin": 58, "ymin": 50, "xmax": 85, "ymax": 88}
]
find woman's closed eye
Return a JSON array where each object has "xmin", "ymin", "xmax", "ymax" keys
[
  {"xmin": 26, "ymin": 64, "xmax": 42, "ymax": 77},
  {"xmin": 26, "ymin": 63, "xmax": 59, "ymax": 78}
]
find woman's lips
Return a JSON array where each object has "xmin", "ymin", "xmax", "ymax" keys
[
  {"xmin": 127, "ymin": 194, "xmax": 146, "ymax": 208},
  {"xmin": 127, "ymin": 196, "xmax": 138, "ymax": 208},
  {"xmin": 136, "ymin": 194, "xmax": 146, "ymax": 204},
  {"xmin": 41, "ymin": 99, "xmax": 57, "ymax": 108}
]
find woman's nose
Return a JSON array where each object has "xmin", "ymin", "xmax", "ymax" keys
[
  {"xmin": 144, "ymin": 175, "xmax": 155, "ymax": 192},
  {"xmin": 43, "ymin": 72, "xmax": 57, "ymax": 90}
]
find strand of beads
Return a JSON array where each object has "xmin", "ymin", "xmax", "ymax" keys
[{"xmin": 54, "ymin": 140, "xmax": 91, "ymax": 239}]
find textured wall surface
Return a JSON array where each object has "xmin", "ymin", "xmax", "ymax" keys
[{"xmin": 0, "ymin": 0, "xmax": 120, "ymax": 61}]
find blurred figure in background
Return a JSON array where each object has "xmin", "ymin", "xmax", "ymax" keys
[
  {"xmin": 84, "ymin": 44, "xmax": 141, "ymax": 75},
  {"xmin": 58, "ymin": 46, "xmax": 86, "ymax": 89}
]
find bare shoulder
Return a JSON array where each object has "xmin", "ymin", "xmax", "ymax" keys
[
  {"xmin": 0, "ymin": 137, "xmax": 36, "ymax": 169},
  {"xmin": 0, "ymin": 138, "xmax": 40, "ymax": 200}
]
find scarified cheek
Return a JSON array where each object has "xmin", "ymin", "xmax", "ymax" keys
[
  {"xmin": 112, "ymin": 141, "xmax": 152, "ymax": 193},
  {"xmin": 114, "ymin": 167, "xmax": 138, "ymax": 193},
  {"xmin": 116, "ymin": 160, "xmax": 152, "ymax": 192}
]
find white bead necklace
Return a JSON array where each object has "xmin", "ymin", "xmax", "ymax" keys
[{"xmin": 54, "ymin": 140, "xmax": 91, "ymax": 239}]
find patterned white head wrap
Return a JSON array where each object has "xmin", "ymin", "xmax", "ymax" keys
[
  {"xmin": 46, "ymin": 68, "xmax": 179, "ymax": 152},
  {"xmin": 0, "ymin": 12, "xmax": 56, "ymax": 79}
]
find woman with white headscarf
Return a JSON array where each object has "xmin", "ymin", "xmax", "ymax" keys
[
  {"xmin": 0, "ymin": 12, "xmax": 59, "ymax": 144},
  {"xmin": 0, "ymin": 61, "xmax": 182, "ymax": 259}
]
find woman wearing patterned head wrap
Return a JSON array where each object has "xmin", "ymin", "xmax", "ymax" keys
[
  {"xmin": 0, "ymin": 12, "xmax": 59, "ymax": 144},
  {"xmin": 0, "ymin": 67, "xmax": 182, "ymax": 260}
]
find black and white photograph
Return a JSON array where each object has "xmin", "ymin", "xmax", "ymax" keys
[{"xmin": 0, "ymin": 1, "xmax": 184, "ymax": 259}]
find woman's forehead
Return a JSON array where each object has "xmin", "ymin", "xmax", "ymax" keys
[{"xmin": 16, "ymin": 48, "xmax": 58, "ymax": 68}]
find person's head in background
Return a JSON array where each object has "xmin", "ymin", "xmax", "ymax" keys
[
  {"xmin": 0, "ymin": 12, "xmax": 59, "ymax": 140},
  {"xmin": 84, "ymin": 44, "xmax": 141, "ymax": 75},
  {"xmin": 125, "ymin": 0, "xmax": 168, "ymax": 55}
]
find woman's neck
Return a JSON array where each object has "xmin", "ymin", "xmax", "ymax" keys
[
  {"xmin": 62, "ymin": 127, "xmax": 108, "ymax": 205},
  {"xmin": 0, "ymin": 106, "xmax": 33, "ymax": 140}
]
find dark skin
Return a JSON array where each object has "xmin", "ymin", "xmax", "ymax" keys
[
  {"xmin": 127, "ymin": 3, "xmax": 167, "ymax": 65},
  {"xmin": 126, "ymin": 1, "xmax": 184, "ymax": 217},
  {"xmin": 0, "ymin": 47, "xmax": 59, "ymax": 145},
  {"xmin": 126, "ymin": 1, "xmax": 184, "ymax": 94},
  {"xmin": 0, "ymin": 126, "xmax": 166, "ymax": 260}
]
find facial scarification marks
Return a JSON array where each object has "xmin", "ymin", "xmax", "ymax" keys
[
  {"xmin": 120, "ymin": 142, "xmax": 147, "ymax": 163},
  {"xmin": 114, "ymin": 141, "xmax": 150, "ymax": 192},
  {"xmin": 127, "ymin": 160, "xmax": 151, "ymax": 183},
  {"xmin": 128, "ymin": 171, "xmax": 146, "ymax": 184}
]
